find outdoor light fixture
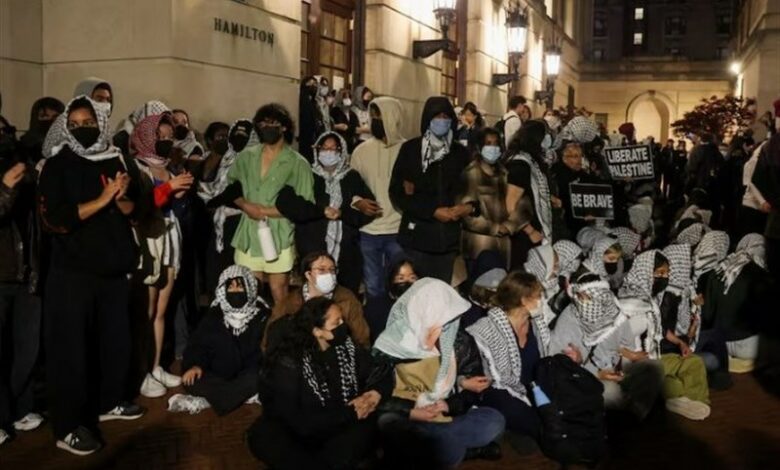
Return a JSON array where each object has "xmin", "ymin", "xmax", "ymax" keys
[
  {"xmin": 492, "ymin": 8, "xmax": 529, "ymax": 86},
  {"xmin": 412, "ymin": 0, "xmax": 458, "ymax": 59},
  {"xmin": 729, "ymin": 61, "xmax": 741, "ymax": 75},
  {"xmin": 534, "ymin": 44, "xmax": 562, "ymax": 109}
]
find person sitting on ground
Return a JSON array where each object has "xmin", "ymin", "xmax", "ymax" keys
[
  {"xmin": 364, "ymin": 256, "xmax": 419, "ymax": 344},
  {"xmin": 572, "ymin": 237, "xmax": 625, "ymax": 292},
  {"xmin": 168, "ymin": 265, "xmax": 270, "ymax": 415}
]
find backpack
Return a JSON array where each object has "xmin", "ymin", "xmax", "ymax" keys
[
  {"xmin": 494, "ymin": 114, "xmax": 518, "ymax": 144},
  {"xmin": 534, "ymin": 354, "xmax": 607, "ymax": 466}
]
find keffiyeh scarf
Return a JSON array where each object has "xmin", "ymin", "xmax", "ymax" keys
[
  {"xmin": 693, "ymin": 231, "xmax": 730, "ymax": 285},
  {"xmin": 211, "ymin": 265, "xmax": 262, "ymax": 336},
  {"xmin": 663, "ymin": 244, "xmax": 696, "ymax": 337},
  {"xmin": 509, "ymin": 151, "xmax": 553, "ymax": 241},
  {"xmin": 302, "ymin": 337, "xmax": 358, "ymax": 407},
  {"xmin": 116, "ymin": 100, "xmax": 170, "ymax": 137},
  {"xmin": 421, "ymin": 129, "xmax": 452, "ymax": 173},
  {"xmin": 524, "ymin": 245, "xmax": 559, "ymax": 325},
  {"xmin": 583, "ymin": 237, "xmax": 622, "ymax": 282},
  {"xmin": 571, "ymin": 280, "xmax": 625, "ymax": 347},
  {"xmin": 618, "ymin": 250, "xmax": 664, "ymax": 358},
  {"xmin": 553, "ymin": 116, "xmax": 599, "ymax": 149},
  {"xmin": 311, "ymin": 132, "xmax": 352, "ymax": 263},
  {"xmin": 131, "ymin": 113, "xmax": 173, "ymax": 168},
  {"xmin": 717, "ymin": 233, "xmax": 766, "ymax": 294},
  {"xmin": 609, "ymin": 227, "xmax": 641, "ymax": 259},
  {"xmin": 42, "ymin": 95, "xmax": 122, "ymax": 162},
  {"xmin": 576, "ymin": 226, "xmax": 610, "ymax": 255},
  {"xmin": 676, "ymin": 222, "xmax": 710, "ymax": 247},
  {"xmin": 553, "ymin": 240, "xmax": 582, "ymax": 278}
]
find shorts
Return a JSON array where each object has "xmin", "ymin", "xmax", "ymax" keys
[{"xmin": 234, "ymin": 246, "xmax": 295, "ymax": 274}]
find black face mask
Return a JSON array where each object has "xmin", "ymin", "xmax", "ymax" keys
[
  {"xmin": 604, "ymin": 261, "xmax": 619, "ymax": 275},
  {"xmin": 652, "ymin": 277, "xmax": 669, "ymax": 296},
  {"xmin": 36, "ymin": 119, "xmax": 54, "ymax": 134},
  {"xmin": 389, "ymin": 281, "xmax": 413, "ymax": 299},
  {"xmin": 174, "ymin": 125, "xmax": 189, "ymax": 141},
  {"xmin": 328, "ymin": 323, "xmax": 350, "ymax": 346},
  {"xmin": 229, "ymin": 134, "xmax": 250, "ymax": 153},
  {"xmin": 70, "ymin": 127, "xmax": 100, "ymax": 149},
  {"xmin": 258, "ymin": 126, "xmax": 282, "ymax": 145},
  {"xmin": 213, "ymin": 139, "xmax": 229, "ymax": 156},
  {"xmin": 155, "ymin": 140, "xmax": 174, "ymax": 158},
  {"xmin": 226, "ymin": 291, "xmax": 248, "ymax": 309},
  {"xmin": 371, "ymin": 119, "xmax": 386, "ymax": 140}
]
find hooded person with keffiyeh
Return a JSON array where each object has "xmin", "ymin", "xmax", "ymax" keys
[
  {"xmin": 276, "ymin": 131, "xmax": 375, "ymax": 294},
  {"xmin": 112, "ymin": 100, "xmax": 170, "ymax": 157},
  {"xmin": 169, "ymin": 265, "xmax": 270, "ymax": 416},
  {"xmin": 572, "ymin": 236, "xmax": 625, "ymax": 291},
  {"xmin": 523, "ymin": 245, "xmax": 561, "ymax": 325},
  {"xmin": 390, "ymin": 97, "xmax": 471, "ymax": 283},
  {"xmin": 18, "ymin": 97, "xmax": 64, "ymax": 163},
  {"xmin": 692, "ymin": 230, "xmax": 730, "ymax": 291},
  {"xmin": 38, "ymin": 95, "xmax": 145, "ymax": 454}
]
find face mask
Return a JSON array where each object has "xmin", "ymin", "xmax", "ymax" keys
[
  {"xmin": 155, "ymin": 139, "xmax": 174, "ymax": 158},
  {"xmin": 541, "ymin": 134, "xmax": 553, "ymax": 150},
  {"xmin": 70, "ymin": 126, "xmax": 100, "ymax": 149},
  {"xmin": 93, "ymin": 101, "xmax": 112, "ymax": 117},
  {"xmin": 604, "ymin": 261, "xmax": 619, "ymax": 275},
  {"xmin": 315, "ymin": 273, "xmax": 337, "ymax": 295},
  {"xmin": 213, "ymin": 139, "xmax": 229, "ymax": 156},
  {"xmin": 389, "ymin": 281, "xmax": 413, "ymax": 299},
  {"xmin": 328, "ymin": 323, "xmax": 349, "ymax": 346},
  {"xmin": 37, "ymin": 119, "xmax": 54, "ymax": 134},
  {"xmin": 317, "ymin": 149, "xmax": 340, "ymax": 167},
  {"xmin": 429, "ymin": 118, "xmax": 452, "ymax": 137},
  {"xmin": 259, "ymin": 126, "xmax": 282, "ymax": 145},
  {"xmin": 174, "ymin": 125, "xmax": 189, "ymax": 141},
  {"xmin": 371, "ymin": 119, "xmax": 386, "ymax": 140},
  {"xmin": 319, "ymin": 86, "xmax": 330, "ymax": 97},
  {"xmin": 342, "ymin": 98, "xmax": 352, "ymax": 108},
  {"xmin": 226, "ymin": 291, "xmax": 247, "ymax": 309},
  {"xmin": 229, "ymin": 134, "xmax": 250, "ymax": 153},
  {"xmin": 481, "ymin": 145, "xmax": 501, "ymax": 164},
  {"xmin": 652, "ymin": 277, "xmax": 669, "ymax": 296}
]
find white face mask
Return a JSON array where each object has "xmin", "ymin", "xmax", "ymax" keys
[
  {"xmin": 315, "ymin": 273, "xmax": 337, "ymax": 295},
  {"xmin": 544, "ymin": 115, "xmax": 560, "ymax": 130},
  {"xmin": 342, "ymin": 98, "xmax": 352, "ymax": 107},
  {"xmin": 94, "ymin": 101, "xmax": 112, "ymax": 118},
  {"xmin": 317, "ymin": 149, "xmax": 340, "ymax": 167}
]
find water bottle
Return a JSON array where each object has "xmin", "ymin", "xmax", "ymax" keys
[
  {"xmin": 531, "ymin": 381, "xmax": 551, "ymax": 407},
  {"xmin": 257, "ymin": 218, "xmax": 278, "ymax": 262}
]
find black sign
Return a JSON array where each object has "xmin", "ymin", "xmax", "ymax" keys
[
  {"xmin": 569, "ymin": 183, "xmax": 614, "ymax": 220},
  {"xmin": 213, "ymin": 18, "xmax": 274, "ymax": 46},
  {"xmin": 603, "ymin": 145, "xmax": 655, "ymax": 181}
]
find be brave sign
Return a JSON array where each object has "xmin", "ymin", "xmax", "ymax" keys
[{"xmin": 213, "ymin": 17, "xmax": 275, "ymax": 47}]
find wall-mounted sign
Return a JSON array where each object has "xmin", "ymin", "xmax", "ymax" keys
[
  {"xmin": 603, "ymin": 145, "xmax": 655, "ymax": 181},
  {"xmin": 213, "ymin": 17, "xmax": 274, "ymax": 46}
]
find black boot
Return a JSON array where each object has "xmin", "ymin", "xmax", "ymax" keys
[{"xmin": 464, "ymin": 441, "xmax": 502, "ymax": 461}]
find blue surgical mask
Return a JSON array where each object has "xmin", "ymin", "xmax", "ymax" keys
[
  {"xmin": 541, "ymin": 134, "xmax": 553, "ymax": 150},
  {"xmin": 429, "ymin": 118, "xmax": 452, "ymax": 137},
  {"xmin": 481, "ymin": 145, "xmax": 502, "ymax": 164},
  {"xmin": 317, "ymin": 149, "xmax": 340, "ymax": 167}
]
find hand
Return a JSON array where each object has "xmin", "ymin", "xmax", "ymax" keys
[
  {"xmin": 410, "ymin": 407, "xmax": 440, "ymax": 422},
  {"xmin": 169, "ymin": 172, "xmax": 194, "ymax": 192},
  {"xmin": 99, "ymin": 176, "xmax": 122, "ymax": 205},
  {"xmin": 460, "ymin": 376, "xmax": 491, "ymax": 393},
  {"xmin": 563, "ymin": 343, "xmax": 583, "ymax": 364},
  {"xmin": 449, "ymin": 204, "xmax": 474, "ymax": 220},
  {"xmin": 182, "ymin": 366, "xmax": 203, "ymax": 386},
  {"xmin": 623, "ymin": 349, "xmax": 649, "ymax": 362},
  {"xmin": 403, "ymin": 180, "xmax": 415, "ymax": 195},
  {"xmin": 551, "ymin": 196, "xmax": 563, "ymax": 209},
  {"xmin": 430, "ymin": 400, "xmax": 449, "ymax": 414},
  {"xmin": 2, "ymin": 162, "xmax": 25, "ymax": 189},
  {"xmin": 433, "ymin": 207, "xmax": 455, "ymax": 223},
  {"xmin": 494, "ymin": 224, "xmax": 511, "ymax": 237},
  {"xmin": 324, "ymin": 206, "xmax": 341, "ymax": 220},
  {"xmin": 693, "ymin": 294, "xmax": 704, "ymax": 307},
  {"xmin": 114, "ymin": 171, "xmax": 131, "ymax": 200},
  {"xmin": 349, "ymin": 391, "xmax": 381, "ymax": 419},
  {"xmin": 598, "ymin": 369, "xmax": 624, "ymax": 382},
  {"xmin": 583, "ymin": 215, "xmax": 596, "ymax": 221},
  {"xmin": 760, "ymin": 201, "xmax": 771, "ymax": 213},
  {"xmin": 679, "ymin": 342, "xmax": 692, "ymax": 357},
  {"xmin": 528, "ymin": 229, "xmax": 544, "ymax": 244},
  {"xmin": 355, "ymin": 198, "xmax": 383, "ymax": 217},
  {"xmin": 242, "ymin": 202, "xmax": 267, "ymax": 221}
]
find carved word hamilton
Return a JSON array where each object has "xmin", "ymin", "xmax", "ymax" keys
[{"xmin": 213, "ymin": 17, "xmax": 274, "ymax": 46}]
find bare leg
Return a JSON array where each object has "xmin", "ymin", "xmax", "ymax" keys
[
  {"xmin": 152, "ymin": 267, "xmax": 176, "ymax": 370},
  {"xmin": 267, "ymin": 272, "xmax": 290, "ymax": 306}
]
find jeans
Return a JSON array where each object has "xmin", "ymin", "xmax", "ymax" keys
[
  {"xmin": 378, "ymin": 407, "xmax": 505, "ymax": 468},
  {"xmin": 359, "ymin": 233, "xmax": 403, "ymax": 298}
]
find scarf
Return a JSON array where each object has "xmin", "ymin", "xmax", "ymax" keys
[
  {"xmin": 524, "ymin": 245, "xmax": 559, "ymax": 325},
  {"xmin": 211, "ymin": 265, "xmax": 263, "ymax": 336},
  {"xmin": 554, "ymin": 240, "xmax": 582, "ymax": 279},
  {"xmin": 116, "ymin": 100, "xmax": 170, "ymax": 137},
  {"xmin": 583, "ymin": 237, "xmax": 622, "ymax": 282},
  {"xmin": 576, "ymin": 226, "xmax": 609, "ymax": 255},
  {"xmin": 510, "ymin": 151, "xmax": 553, "ymax": 241},
  {"xmin": 552, "ymin": 116, "xmax": 599, "ymax": 150},
  {"xmin": 316, "ymin": 95, "xmax": 332, "ymax": 132},
  {"xmin": 717, "ymin": 233, "xmax": 766, "ymax": 294},
  {"xmin": 609, "ymin": 227, "xmax": 641, "ymax": 259},
  {"xmin": 311, "ymin": 132, "xmax": 351, "ymax": 262},
  {"xmin": 676, "ymin": 204, "xmax": 712, "ymax": 228},
  {"xmin": 131, "ymin": 113, "xmax": 173, "ymax": 168},
  {"xmin": 628, "ymin": 202, "xmax": 654, "ymax": 247},
  {"xmin": 174, "ymin": 130, "xmax": 204, "ymax": 158},
  {"xmin": 663, "ymin": 244, "xmax": 695, "ymax": 337},
  {"xmin": 693, "ymin": 231, "xmax": 730, "ymax": 285},
  {"xmin": 421, "ymin": 129, "xmax": 452, "ymax": 173},
  {"xmin": 374, "ymin": 278, "xmax": 470, "ymax": 407},
  {"xmin": 302, "ymin": 337, "xmax": 358, "ymax": 407},
  {"xmin": 198, "ymin": 119, "xmax": 258, "ymax": 252},
  {"xmin": 41, "ymin": 95, "xmax": 122, "ymax": 162},
  {"xmin": 618, "ymin": 250, "xmax": 664, "ymax": 358},
  {"xmin": 570, "ymin": 280, "xmax": 625, "ymax": 347},
  {"xmin": 676, "ymin": 222, "xmax": 710, "ymax": 247}
]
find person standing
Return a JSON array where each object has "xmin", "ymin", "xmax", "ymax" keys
[
  {"xmin": 501, "ymin": 96, "xmax": 527, "ymax": 149},
  {"xmin": 18, "ymin": 97, "xmax": 64, "ymax": 163},
  {"xmin": 297, "ymin": 76, "xmax": 324, "ymax": 163},
  {"xmin": 352, "ymin": 86, "xmax": 375, "ymax": 145},
  {"xmin": 686, "ymin": 133, "xmax": 724, "ymax": 226}
]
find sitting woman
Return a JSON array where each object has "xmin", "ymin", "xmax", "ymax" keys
[
  {"xmin": 168, "ymin": 265, "xmax": 270, "ymax": 415},
  {"xmin": 523, "ymin": 245, "xmax": 561, "ymax": 325},
  {"xmin": 247, "ymin": 297, "xmax": 392, "ymax": 470},
  {"xmin": 364, "ymin": 256, "xmax": 419, "ymax": 343},
  {"xmin": 467, "ymin": 271, "xmax": 552, "ymax": 453},
  {"xmin": 276, "ymin": 131, "xmax": 376, "ymax": 294},
  {"xmin": 692, "ymin": 230, "xmax": 730, "ymax": 292},
  {"xmin": 374, "ymin": 278, "xmax": 505, "ymax": 469},
  {"xmin": 572, "ymin": 237, "xmax": 625, "ymax": 291}
]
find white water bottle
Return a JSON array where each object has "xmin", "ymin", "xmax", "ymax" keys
[{"xmin": 257, "ymin": 218, "xmax": 278, "ymax": 262}]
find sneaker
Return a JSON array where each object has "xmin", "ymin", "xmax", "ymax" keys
[
  {"xmin": 14, "ymin": 412, "xmax": 44, "ymax": 431},
  {"xmin": 56, "ymin": 426, "xmax": 101, "ymax": 456},
  {"xmin": 728, "ymin": 356, "xmax": 754, "ymax": 373},
  {"xmin": 0, "ymin": 429, "xmax": 11, "ymax": 446},
  {"xmin": 167, "ymin": 393, "xmax": 210, "ymax": 415},
  {"xmin": 152, "ymin": 366, "xmax": 182, "ymax": 388},
  {"xmin": 140, "ymin": 373, "xmax": 167, "ymax": 398},
  {"xmin": 99, "ymin": 402, "xmax": 145, "ymax": 422},
  {"xmin": 666, "ymin": 397, "xmax": 711, "ymax": 420},
  {"xmin": 245, "ymin": 394, "xmax": 261, "ymax": 406}
]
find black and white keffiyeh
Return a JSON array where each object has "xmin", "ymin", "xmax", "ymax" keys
[
  {"xmin": 583, "ymin": 237, "xmax": 622, "ymax": 281},
  {"xmin": 524, "ymin": 245, "xmax": 559, "ymax": 325},
  {"xmin": 42, "ymin": 95, "xmax": 122, "ymax": 162},
  {"xmin": 717, "ymin": 233, "xmax": 766, "ymax": 294},
  {"xmin": 576, "ymin": 226, "xmax": 610, "ymax": 255},
  {"xmin": 693, "ymin": 231, "xmax": 730, "ymax": 284},
  {"xmin": 212, "ymin": 265, "xmax": 263, "ymax": 336},
  {"xmin": 302, "ymin": 337, "xmax": 358, "ymax": 406},
  {"xmin": 676, "ymin": 222, "xmax": 710, "ymax": 247},
  {"xmin": 618, "ymin": 250, "xmax": 665, "ymax": 358},
  {"xmin": 553, "ymin": 240, "xmax": 582, "ymax": 278},
  {"xmin": 552, "ymin": 116, "xmax": 599, "ymax": 149},
  {"xmin": 571, "ymin": 280, "xmax": 625, "ymax": 347},
  {"xmin": 115, "ymin": 100, "xmax": 170, "ymax": 137},
  {"xmin": 311, "ymin": 132, "xmax": 352, "ymax": 262},
  {"xmin": 421, "ymin": 129, "xmax": 452, "ymax": 173},
  {"xmin": 663, "ymin": 244, "xmax": 695, "ymax": 335},
  {"xmin": 609, "ymin": 227, "xmax": 641, "ymax": 259},
  {"xmin": 509, "ymin": 151, "xmax": 553, "ymax": 241}
]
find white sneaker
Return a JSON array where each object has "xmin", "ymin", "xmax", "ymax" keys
[
  {"xmin": 0, "ymin": 429, "xmax": 10, "ymax": 446},
  {"xmin": 666, "ymin": 397, "xmax": 711, "ymax": 420},
  {"xmin": 167, "ymin": 393, "xmax": 210, "ymax": 415},
  {"xmin": 152, "ymin": 366, "xmax": 182, "ymax": 388},
  {"xmin": 13, "ymin": 412, "xmax": 44, "ymax": 431},
  {"xmin": 245, "ymin": 394, "xmax": 261, "ymax": 406},
  {"xmin": 140, "ymin": 373, "xmax": 167, "ymax": 398}
]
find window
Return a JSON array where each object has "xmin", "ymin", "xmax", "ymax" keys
[
  {"xmin": 545, "ymin": 0, "xmax": 554, "ymax": 17},
  {"xmin": 665, "ymin": 16, "xmax": 687, "ymax": 36},
  {"xmin": 440, "ymin": 0, "xmax": 462, "ymax": 103},
  {"xmin": 716, "ymin": 14, "xmax": 731, "ymax": 35},
  {"xmin": 633, "ymin": 32, "xmax": 643, "ymax": 45},
  {"xmin": 593, "ymin": 48, "xmax": 605, "ymax": 61},
  {"xmin": 634, "ymin": 8, "xmax": 644, "ymax": 20},
  {"xmin": 594, "ymin": 12, "xmax": 607, "ymax": 37},
  {"xmin": 300, "ymin": 1, "xmax": 355, "ymax": 87}
]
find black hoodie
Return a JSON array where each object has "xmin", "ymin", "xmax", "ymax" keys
[
  {"xmin": 389, "ymin": 97, "xmax": 469, "ymax": 253},
  {"xmin": 19, "ymin": 97, "xmax": 65, "ymax": 163}
]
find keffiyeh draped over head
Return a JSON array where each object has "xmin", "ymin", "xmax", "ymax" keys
[
  {"xmin": 510, "ymin": 151, "xmax": 553, "ymax": 241},
  {"xmin": 676, "ymin": 222, "xmax": 710, "ymax": 247},
  {"xmin": 312, "ymin": 131, "xmax": 352, "ymax": 262},
  {"xmin": 131, "ymin": 112, "xmax": 174, "ymax": 168},
  {"xmin": 583, "ymin": 237, "xmax": 622, "ymax": 281},
  {"xmin": 628, "ymin": 202, "xmax": 653, "ymax": 235},
  {"xmin": 609, "ymin": 227, "xmax": 641, "ymax": 259},
  {"xmin": 42, "ymin": 95, "xmax": 122, "ymax": 161},
  {"xmin": 374, "ymin": 278, "xmax": 471, "ymax": 407},
  {"xmin": 524, "ymin": 245, "xmax": 558, "ymax": 294},
  {"xmin": 717, "ymin": 233, "xmax": 766, "ymax": 294},
  {"xmin": 693, "ymin": 231, "xmax": 730, "ymax": 284},
  {"xmin": 212, "ymin": 265, "xmax": 262, "ymax": 336},
  {"xmin": 571, "ymin": 280, "xmax": 624, "ymax": 347},
  {"xmin": 553, "ymin": 116, "xmax": 599, "ymax": 149},
  {"xmin": 576, "ymin": 226, "xmax": 609, "ymax": 255},
  {"xmin": 554, "ymin": 240, "xmax": 582, "ymax": 279},
  {"xmin": 618, "ymin": 250, "xmax": 667, "ymax": 357},
  {"xmin": 116, "ymin": 100, "xmax": 170, "ymax": 137},
  {"xmin": 663, "ymin": 244, "xmax": 694, "ymax": 334}
]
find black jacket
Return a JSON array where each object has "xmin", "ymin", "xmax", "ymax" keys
[
  {"xmin": 390, "ymin": 97, "xmax": 469, "ymax": 253},
  {"xmin": 752, "ymin": 135, "xmax": 780, "ymax": 239},
  {"xmin": 686, "ymin": 142, "xmax": 724, "ymax": 197},
  {"xmin": 0, "ymin": 158, "xmax": 41, "ymax": 292}
]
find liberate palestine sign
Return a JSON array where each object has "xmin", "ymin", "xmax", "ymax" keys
[
  {"xmin": 604, "ymin": 145, "xmax": 655, "ymax": 181},
  {"xmin": 213, "ymin": 17, "xmax": 275, "ymax": 46}
]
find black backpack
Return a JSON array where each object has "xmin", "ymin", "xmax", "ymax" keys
[
  {"xmin": 494, "ymin": 114, "xmax": 518, "ymax": 144},
  {"xmin": 534, "ymin": 354, "xmax": 607, "ymax": 466}
]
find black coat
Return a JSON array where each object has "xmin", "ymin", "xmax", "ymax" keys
[{"xmin": 330, "ymin": 107, "xmax": 360, "ymax": 153}]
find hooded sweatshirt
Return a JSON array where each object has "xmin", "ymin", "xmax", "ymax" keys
[
  {"xmin": 73, "ymin": 77, "xmax": 113, "ymax": 116},
  {"xmin": 19, "ymin": 97, "xmax": 65, "ymax": 162},
  {"xmin": 350, "ymin": 97, "xmax": 406, "ymax": 235}
]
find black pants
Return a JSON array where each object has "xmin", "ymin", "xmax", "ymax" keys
[
  {"xmin": 0, "ymin": 283, "xmax": 41, "ymax": 430},
  {"xmin": 247, "ymin": 415, "xmax": 376, "ymax": 470},
  {"xmin": 480, "ymin": 387, "xmax": 541, "ymax": 440},
  {"xmin": 45, "ymin": 268, "xmax": 131, "ymax": 439},
  {"xmin": 404, "ymin": 249, "xmax": 456, "ymax": 284},
  {"xmin": 184, "ymin": 368, "xmax": 257, "ymax": 416}
]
